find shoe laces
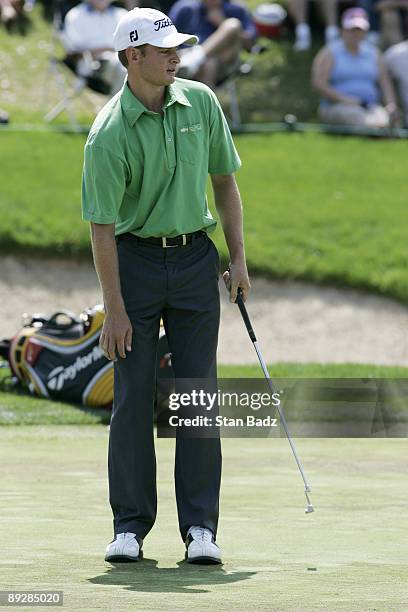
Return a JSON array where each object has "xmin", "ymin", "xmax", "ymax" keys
[
  {"xmin": 189, "ymin": 526, "xmax": 212, "ymax": 543},
  {"xmin": 116, "ymin": 532, "xmax": 137, "ymax": 542}
]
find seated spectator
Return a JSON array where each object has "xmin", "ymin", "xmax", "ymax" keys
[
  {"xmin": 61, "ymin": 0, "xmax": 128, "ymax": 95},
  {"xmin": 312, "ymin": 7, "xmax": 400, "ymax": 126},
  {"xmin": 375, "ymin": 0, "xmax": 408, "ymax": 47},
  {"xmin": 288, "ymin": 0, "xmax": 341, "ymax": 51},
  {"xmin": 169, "ymin": 0, "xmax": 257, "ymax": 88},
  {"xmin": 0, "ymin": 0, "xmax": 24, "ymax": 27},
  {"xmin": 384, "ymin": 38, "xmax": 408, "ymax": 124}
]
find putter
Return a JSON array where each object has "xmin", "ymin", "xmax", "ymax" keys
[{"xmin": 234, "ymin": 287, "xmax": 314, "ymax": 514}]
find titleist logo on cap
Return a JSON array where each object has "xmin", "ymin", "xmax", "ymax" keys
[{"xmin": 154, "ymin": 18, "xmax": 173, "ymax": 31}]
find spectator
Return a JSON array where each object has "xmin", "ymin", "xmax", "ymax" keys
[
  {"xmin": 384, "ymin": 38, "xmax": 408, "ymax": 124},
  {"xmin": 61, "ymin": 0, "xmax": 128, "ymax": 95},
  {"xmin": 312, "ymin": 7, "xmax": 400, "ymax": 126},
  {"xmin": 0, "ymin": 0, "xmax": 24, "ymax": 27},
  {"xmin": 169, "ymin": 0, "xmax": 257, "ymax": 88},
  {"xmin": 288, "ymin": 0, "xmax": 340, "ymax": 51},
  {"xmin": 375, "ymin": 0, "xmax": 408, "ymax": 47}
]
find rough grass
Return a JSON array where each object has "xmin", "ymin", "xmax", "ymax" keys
[
  {"xmin": 0, "ymin": 427, "xmax": 407, "ymax": 610},
  {"xmin": 0, "ymin": 132, "xmax": 88, "ymax": 256},
  {"xmin": 227, "ymin": 133, "xmax": 408, "ymax": 302},
  {"xmin": 0, "ymin": 130, "xmax": 407, "ymax": 302}
]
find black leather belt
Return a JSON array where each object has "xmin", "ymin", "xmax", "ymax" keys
[{"xmin": 120, "ymin": 231, "xmax": 206, "ymax": 248}]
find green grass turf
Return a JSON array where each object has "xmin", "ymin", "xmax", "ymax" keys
[
  {"xmin": 0, "ymin": 426, "xmax": 407, "ymax": 610},
  {"xmin": 0, "ymin": 131, "xmax": 407, "ymax": 301},
  {"xmin": 217, "ymin": 133, "xmax": 408, "ymax": 303},
  {"xmin": 1, "ymin": 362, "xmax": 407, "ymax": 426},
  {"xmin": 0, "ymin": 132, "xmax": 88, "ymax": 255}
]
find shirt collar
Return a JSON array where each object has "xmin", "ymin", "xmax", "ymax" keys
[
  {"xmin": 165, "ymin": 81, "xmax": 192, "ymax": 109},
  {"xmin": 120, "ymin": 79, "xmax": 191, "ymax": 127}
]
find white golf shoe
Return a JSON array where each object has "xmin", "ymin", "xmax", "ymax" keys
[
  {"xmin": 105, "ymin": 532, "xmax": 143, "ymax": 562},
  {"xmin": 185, "ymin": 526, "xmax": 222, "ymax": 564}
]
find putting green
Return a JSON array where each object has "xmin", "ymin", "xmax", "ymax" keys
[{"xmin": 0, "ymin": 427, "xmax": 407, "ymax": 611}]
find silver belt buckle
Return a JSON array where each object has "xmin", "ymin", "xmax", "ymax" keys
[
  {"xmin": 162, "ymin": 235, "xmax": 187, "ymax": 248},
  {"xmin": 162, "ymin": 236, "xmax": 177, "ymax": 248}
]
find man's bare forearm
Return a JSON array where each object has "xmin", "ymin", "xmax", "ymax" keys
[
  {"xmin": 211, "ymin": 174, "xmax": 245, "ymax": 262},
  {"xmin": 211, "ymin": 173, "xmax": 250, "ymax": 301},
  {"xmin": 90, "ymin": 222, "xmax": 125, "ymax": 314}
]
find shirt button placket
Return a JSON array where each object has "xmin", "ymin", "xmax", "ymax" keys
[{"xmin": 164, "ymin": 114, "xmax": 176, "ymax": 168}]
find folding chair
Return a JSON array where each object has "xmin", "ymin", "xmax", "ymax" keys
[{"xmin": 43, "ymin": 0, "xmax": 115, "ymax": 130}]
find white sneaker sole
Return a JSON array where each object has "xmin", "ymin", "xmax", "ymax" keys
[
  {"xmin": 185, "ymin": 551, "xmax": 222, "ymax": 565},
  {"xmin": 105, "ymin": 550, "xmax": 143, "ymax": 563}
]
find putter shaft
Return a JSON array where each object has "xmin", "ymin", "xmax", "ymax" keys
[{"xmin": 236, "ymin": 290, "xmax": 314, "ymax": 513}]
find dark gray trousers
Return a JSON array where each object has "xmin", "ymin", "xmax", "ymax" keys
[{"xmin": 108, "ymin": 232, "xmax": 221, "ymax": 541}]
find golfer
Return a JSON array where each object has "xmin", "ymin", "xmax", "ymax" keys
[{"xmin": 82, "ymin": 6, "xmax": 250, "ymax": 564}]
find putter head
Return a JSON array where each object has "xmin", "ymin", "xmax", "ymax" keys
[{"xmin": 305, "ymin": 504, "xmax": 314, "ymax": 514}]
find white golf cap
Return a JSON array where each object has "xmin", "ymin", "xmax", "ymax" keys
[{"xmin": 113, "ymin": 7, "xmax": 199, "ymax": 52}]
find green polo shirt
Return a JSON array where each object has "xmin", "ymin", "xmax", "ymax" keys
[{"xmin": 82, "ymin": 77, "xmax": 241, "ymax": 237}]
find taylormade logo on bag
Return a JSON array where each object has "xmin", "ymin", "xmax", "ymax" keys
[{"xmin": 47, "ymin": 346, "xmax": 104, "ymax": 391}]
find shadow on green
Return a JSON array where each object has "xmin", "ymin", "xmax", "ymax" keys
[{"xmin": 89, "ymin": 558, "xmax": 256, "ymax": 594}]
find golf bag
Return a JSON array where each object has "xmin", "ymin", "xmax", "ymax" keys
[{"xmin": 0, "ymin": 305, "xmax": 173, "ymax": 409}]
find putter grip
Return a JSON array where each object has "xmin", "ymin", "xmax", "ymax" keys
[{"xmin": 236, "ymin": 289, "xmax": 257, "ymax": 342}]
